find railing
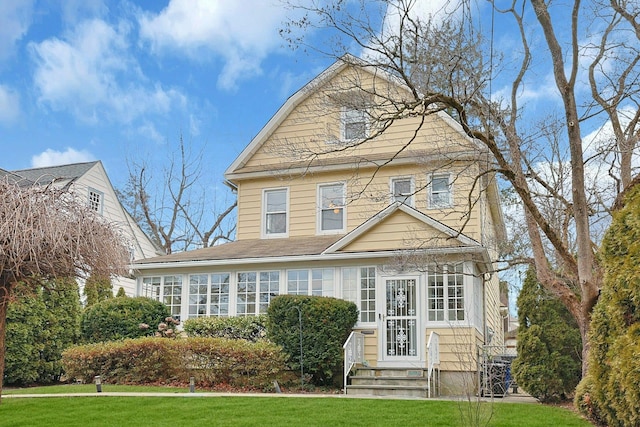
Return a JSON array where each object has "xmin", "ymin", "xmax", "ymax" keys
[
  {"xmin": 342, "ymin": 331, "xmax": 365, "ymax": 393},
  {"xmin": 426, "ymin": 331, "xmax": 440, "ymax": 398}
]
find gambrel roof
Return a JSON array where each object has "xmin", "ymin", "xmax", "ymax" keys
[{"xmin": 224, "ymin": 55, "xmax": 488, "ymax": 181}]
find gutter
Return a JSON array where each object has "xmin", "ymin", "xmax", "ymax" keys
[{"xmin": 131, "ymin": 246, "xmax": 491, "ymax": 271}]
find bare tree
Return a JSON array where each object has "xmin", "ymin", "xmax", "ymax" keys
[
  {"xmin": 118, "ymin": 135, "xmax": 237, "ymax": 254},
  {"xmin": 0, "ymin": 177, "xmax": 129, "ymax": 400},
  {"xmin": 281, "ymin": 0, "xmax": 640, "ymax": 375}
]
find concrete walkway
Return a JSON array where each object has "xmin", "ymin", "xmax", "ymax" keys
[{"xmin": 2, "ymin": 391, "xmax": 539, "ymax": 403}]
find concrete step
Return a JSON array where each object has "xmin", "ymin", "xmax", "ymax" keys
[
  {"xmin": 346, "ymin": 384, "xmax": 430, "ymax": 398},
  {"xmin": 347, "ymin": 367, "xmax": 438, "ymax": 398}
]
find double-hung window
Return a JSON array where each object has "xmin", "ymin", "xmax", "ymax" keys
[
  {"xmin": 342, "ymin": 107, "xmax": 368, "ymax": 141},
  {"xmin": 318, "ymin": 183, "xmax": 345, "ymax": 233},
  {"xmin": 263, "ymin": 188, "xmax": 288, "ymax": 237},
  {"xmin": 427, "ymin": 264, "xmax": 465, "ymax": 322},
  {"xmin": 428, "ymin": 174, "xmax": 452, "ymax": 208},
  {"xmin": 391, "ymin": 177, "xmax": 414, "ymax": 206},
  {"xmin": 140, "ymin": 276, "xmax": 182, "ymax": 320}
]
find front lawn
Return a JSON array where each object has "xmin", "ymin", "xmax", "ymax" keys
[{"xmin": 0, "ymin": 395, "xmax": 590, "ymax": 426}]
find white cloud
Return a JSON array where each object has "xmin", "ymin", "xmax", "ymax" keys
[
  {"xmin": 138, "ymin": 0, "xmax": 287, "ymax": 90},
  {"xmin": 0, "ymin": 0, "xmax": 34, "ymax": 60},
  {"xmin": 0, "ymin": 84, "xmax": 20, "ymax": 124},
  {"xmin": 31, "ymin": 147, "xmax": 95, "ymax": 167},
  {"xmin": 30, "ymin": 19, "xmax": 186, "ymax": 124}
]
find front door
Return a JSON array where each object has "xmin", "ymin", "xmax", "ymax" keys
[{"xmin": 381, "ymin": 277, "xmax": 421, "ymax": 362}]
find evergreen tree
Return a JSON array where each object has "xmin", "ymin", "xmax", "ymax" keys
[
  {"xmin": 83, "ymin": 274, "xmax": 113, "ymax": 307},
  {"xmin": 576, "ymin": 184, "xmax": 640, "ymax": 426},
  {"xmin": 4, "ymin": 279, "xmax": 81, "ymax": 385},
  {"xmin": 512, "ymin": 268, "xmax": 582, "ymax": 402}
]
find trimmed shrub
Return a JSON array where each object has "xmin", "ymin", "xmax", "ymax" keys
[
  {"xmin": 5, "ymin": 278, "xmax": 81, "ymax": 385},
  {"xmin": 81, "ymin": 297, "xmax": 170, "ymax": 343},
  {"xmin": 266, "ymin": 295, "xmax": 358, "ymax": 386},
  {"xmin": 62, "ymin": 337, "xmax": 288, "ymax": 390},
  {"xmin": 511, "ymin": 268, "xmax": 582, "ymax": 402},
  {"xmin": 183, "ymin": 315, "xmax": 267, "ymax": 341}
]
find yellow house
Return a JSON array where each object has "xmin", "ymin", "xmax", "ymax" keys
[{"xmin": 133, "ymin": 56, "xmax": 506, "ymax": 396}]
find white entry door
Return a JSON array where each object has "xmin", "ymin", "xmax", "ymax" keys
[{"xmin": 381, "ymin": 277, "xmax": 421, "ymax": 362}]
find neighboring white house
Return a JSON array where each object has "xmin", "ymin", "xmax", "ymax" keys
[{"xmin": 1, "ymin": 161, "xmax": 162, "ymax": 296}]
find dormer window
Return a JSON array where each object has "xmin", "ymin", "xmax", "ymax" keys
[
  {"xmin": 341, "ymin": 107, "xmax": 368, "ymax": 141},
  {"xmin": 88, "ymin": 188, "xmax": 104, "ymax": 214}
]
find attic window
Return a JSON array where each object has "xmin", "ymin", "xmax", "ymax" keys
[
  {"xmin": 88, "ymin": 188, "xmax": 104, "ymax": 214},
  {"xmin": 341, "ymin": 107, "xmax": 368, "ymax": 141}
]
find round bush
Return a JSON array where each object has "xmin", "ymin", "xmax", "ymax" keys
[
  {"xmin": 267, "ymin": 295, "xmax": 358, "ymax": 387},
  {"xmin": 81, "ymin": 297, "xmax": 170, "ymax": 343}
]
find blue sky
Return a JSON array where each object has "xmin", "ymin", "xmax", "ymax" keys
[{"xmin": 0, "ymin": 0, "xmax": 334, "ymax": 190}]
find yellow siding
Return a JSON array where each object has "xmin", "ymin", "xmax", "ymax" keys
[
  {"xmin": 241, "ymin": 66, "xmax": 478, "ymax": 172},
  {"xmin": 236, "ymin": 162, "xmax": 482, "ymax": 241},
  {"xmin": 340, "ymin": 210, "xmax": 464, "ymax": 252},
  {"xmin": 426, "ymin": 327, "xmax": 482, "ymax": 372}
]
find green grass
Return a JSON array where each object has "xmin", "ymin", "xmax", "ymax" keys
[{"xmin": 0, "ymin": 395, "xmax": 590, "ymax": 426}]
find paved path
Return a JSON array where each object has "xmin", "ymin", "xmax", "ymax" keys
[{"xmin": 2, "ymin": 391, "xmax": 539, "ymax": 403}]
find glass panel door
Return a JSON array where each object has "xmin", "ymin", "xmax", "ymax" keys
[{"xmin": 384, "ymin": 278, "xmax": 418, "ymax": 359}]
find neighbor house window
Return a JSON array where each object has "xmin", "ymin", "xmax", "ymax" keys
[
  {"xmin": 88, "ymin": 188, "xmax": 103, "ymax": 214},
  {"xmin": 288, "ymin": 269, "xmax": 334, "ymax": 296},
  {"xmin": 141, "ymin": 277, "xmax": 161, "ymax": 300},
  {"xmin": 342, "ymin": 267, "xmax": 376, "ymax": 323},
  {"xmin": 318, "ymin": 183, "xmax": 346, "ymax": 233},
  {"xmin": 428, "ymin": 174, "xmax": 452, "ymax": 208},
  {"xmin": 427, "ymin": 264, "xmax": 464, "ymax": 322},
  {"xmin": 342, "ymin": 107, "xmax": 368, "ymax": 141},
  {"xmin": 391, "ymin": 177, "xmax": 414, "ymax": 206},
  {"xmin": 263, "ymin": 188, "xmax": 288, "ymax": 237}
]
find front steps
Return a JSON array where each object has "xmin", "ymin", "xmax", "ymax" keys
[{"xmin": 346, "ymin": 367, "xmax": 439, "ymax": 398}]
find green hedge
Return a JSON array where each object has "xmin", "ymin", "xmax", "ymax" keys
[
  {"xmin": 183, "ymin": 315, "xmax": 267, "ymax": 341},
  {"xmin": 80, "ymin": 297, "xmax": 170, "ymax": 343},
  {"xmin": 62, "ymin": 337, "xmax": 289, "ymax": 390},
  {"xmin": 266, "ymin": 295, "xmax": 358, "ymax": 386}
]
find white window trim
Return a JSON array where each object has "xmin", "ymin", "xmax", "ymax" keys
[
  {"xmin": 427, "ymin": 173, "xmax": 453, "ymax": 209},
  {"xmin": 88, "ymin": 187, "xmax": 104, "ymax": 214},
  {"xmin": 426, "ymin": 263, "xmax": 469, "ymax": 326},
  {"xmin": 340, "ymin": 106, "xmax": 369, "ymax": 142},
  {"xmin": 390, "ymin": 176, "xmax": 415, "ymax": 207},
  {"xmin": 317, "ymin": 182, "xmax": 347, "ymax": 235},
  {"xmin": 261, "ymin": 187, "xmax": 289, "ymax": 238}
]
